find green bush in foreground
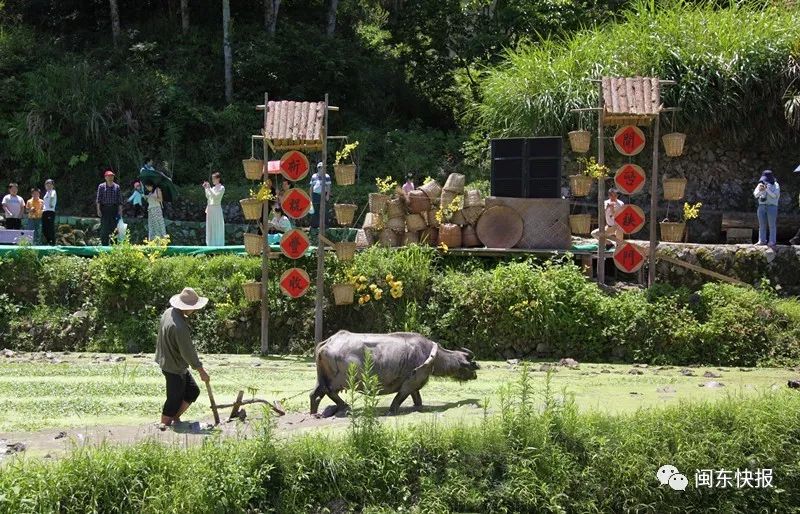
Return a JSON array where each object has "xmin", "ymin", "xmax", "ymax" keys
[
  {"xmin": 1, "ymin": 369, "xmax": 798, "ymax": 513},
  {"xmin": 0, "ymin": 245, "xmax": 798, "ymax": 365}
]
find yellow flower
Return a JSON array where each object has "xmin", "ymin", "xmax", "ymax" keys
[
  {"xmin": 374, "ymin": 290, "xmax": 383, "ymax": 300},
  {"xmin": 369, "ymin": 284, "xmax": 378, "ymax": 291},
  {"xmin": 357, "ymin": 284, "xmax": 366, "ymax": 292},
  {"xmin": 359, "ymin": 275, "xmax": 367, "ymax": 283},
  {"xmin": 358, "ymin": 296, "xmax": 366, "ymax": 305},
  {"xmin": 438, "ymin": 242, "xmax": 449, "ymax": 253},
  {"xmin": 390, "ymin": 288, "xmax": 403, "ymax": 299},
  {"xmin": 385, "ymin": 273, "xmax": 394, "ymax": 282}
]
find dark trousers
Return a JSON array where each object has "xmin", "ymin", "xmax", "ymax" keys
[
  {"xmin": 310, "ymin": 193, "xmax": 330, "ymax": 229},
  {"xmin": 4, "ymin": 217, "xmax": 21, "ymax": 230},
  {"xmin": 42, "ymin": 211, "xmax": 56, "ymax": 245},
  {"xmin": 99, "ymin": 205, "xmax": 118, "ymax": 245},
  {"xmin": 162, "ymin": 370, "xmax": 201, "ymax": 417}
]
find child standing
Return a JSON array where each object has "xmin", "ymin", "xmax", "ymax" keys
[
  {"xmin": 128, "ymin": 181, "xmax": 145, "ymax": 218},
  {"xmin": 42, "ymin": 179, "xmax": 57, "ymax": 245},
  {"xmin": 2, "ymin": 183, "xmax": 24, "ymax": 230},
  {"xmin": 25, "ymin": 188, "xmax": 44, "ymax": 243}
]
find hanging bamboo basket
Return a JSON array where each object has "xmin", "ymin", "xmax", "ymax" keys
[
  {"xmin": 369, "ymin": 193, "xmax": 389, "ymax": 214},
  {"xmin": 334, "ymin": 204, "xmax": 357, "ymax": 226},
  {"xmin": 242, "ymin": 281, "xmax": 262, "ymax": 302},
  {"xmin": 239, "ymin": 198, "xmax": 263, "ymax": 221},
  {"xmin": 569, "ymin": 175, "xmax": 593, "ymax": 197},
  {"xmin": 660, "ymin": 222, "xmax": 686, "ymax": 242},
  {"xmin": 662, "ymin": 133, "xmax": 686, "ymax": 157},
  {"xmin": 663, "ymin": 178, "xmax": 687, "ymax": 201},
  {"xmin": 334, "ymin": 241, "xmax": 356, "ymax": 261},
  {"xmin": 568, "ymin": 130, "xmax": 591, "ymax": 153},
  {"xmin": 332, "ymin": 283, "xmax": 355, "ymax": 305},
  {"xmin": 334, "ymin": 164, "xmax": 356, "ymax": 186},
  {"xmin": 569, "ymin": 214, "xmax": 592, "ymax": 235},
  {"xmin": 243, "ymin": 158, "xmax": 264, "ymax": 181},
  {"xmin": 243, "ymin": 233, "xmax": 263, "ymax": 256}
]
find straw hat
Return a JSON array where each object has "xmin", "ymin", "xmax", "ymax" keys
[{"xmin": 169, "ymin": 287, "xmax": 209, "ymax": 311}]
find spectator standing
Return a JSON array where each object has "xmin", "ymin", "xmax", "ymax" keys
[
  {"xmin": 754, "ymin": 169, "xmax": 780, "ymax": 247},
  {"xmin": 309, "ymin": 162, "xmax": 331, "ymax": 229},
  {"xmin": 144, "ymin": 182, "xmax": 167, "ymax": 240},
  {"xmin": 402, "ymin": 173, "xmax": 415, "ymax": 194},
  {"xmin": 96, "ymin": 170, "xmax": 123, "ymax": 245},
  {"xmin": 2, "ymin": 183, "xmax": 24, "ymax": 230},
  {"xmin": 591, "ymin": 187, "xmax": 625, "ymax": 246},
  {"xmin": 141, "ymin": 156, "xmax": 156, "ymax": 174},
  {"xmin": 128, "ymin": 181, "xmax": 146, "ymax": 218},
  {"xmin": 204, "ymin": 172, "xmax": 225, "ymax": 246},
  {"xmin": 25, "ymin": 188, "xmax": 43, "ymax": 243},
  {"xmin": 42, "ymin": 179, "xmax": 57, "ymax": 245}
]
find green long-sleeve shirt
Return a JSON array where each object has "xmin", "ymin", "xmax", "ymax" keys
[{"xmin": 154, "ymin": 307, "xmax": 203, "ymax": 374}]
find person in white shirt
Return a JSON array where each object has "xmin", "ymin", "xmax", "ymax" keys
[
  {"xmin": 269, "ymin": 205, "xmax": 292, "ymax": 233},
  {"xmin": 2, "ymin": 182, "xmax": 24, "ymax": 230},
  {"xmin": 591, "ymin": 187, "xmax": 625, "ymax": 246},
  {"xmin": 203, "ymin": 172, "xmax": 225, "ymax": 246},
  {"xmin": 309, "ymin": 162, "xmax": 331, "ymax": 229},
  {"xmin": 753, "ymin": 169, "xmax": 780, "ymax": 247},
  {"xmin": 42, "ymin": 179, "xmax": 57, "ymax": 245}
]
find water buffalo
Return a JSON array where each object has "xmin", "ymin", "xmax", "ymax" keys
[{"xmin": 310, "ymin": 330, "xmax": 479, "ymax": 417}]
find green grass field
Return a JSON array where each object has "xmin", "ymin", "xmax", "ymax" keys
[{"xmin": 0, "ymin": 352, "xmax": 795, "ymax": 433}]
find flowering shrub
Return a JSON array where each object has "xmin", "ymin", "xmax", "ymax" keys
[{"xmin": 375, "ymin": 176, "xmax": 398, "ymax": 195}]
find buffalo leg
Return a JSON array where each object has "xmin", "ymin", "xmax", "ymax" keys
[
  {"xmin": 309, "ymin": 385, "xmax": 325, "ymax": 415},
  {"xmin": 389, "ymin": 392, "xmax": 410, "ymax": 414},
  {"xmin": 320, "ymin": 390, "xmax": 349, "ymax": 418},
  {"xmin": 411, "ymin": 390, "xmax": 422, "ymax": 407}
]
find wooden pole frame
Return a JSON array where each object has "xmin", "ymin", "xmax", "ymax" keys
[
  {"xmin": 314, "ymin": 94, "xmax": 330, "ymax": 344},
  {"xmin": 596, "ymin": 81, "xmax": 606, "ymax": 285},
  {"xmin": 260, "ymin": 93, "xmax": 270, "ymax": 355},
  {"xmin": 648, "ymin": 115, "xmax": 660, "ymax": 286}
]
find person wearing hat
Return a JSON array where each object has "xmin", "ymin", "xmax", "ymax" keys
[
  {"xmin": 309, "ymin": 161, "xmax": 331, "ymax": 229},
  {"xmin": 753, "ymin": 169, "xmax": 780, "ymax": 247},
  {"xmin": 96, "ymin": 170, "xmax": 123, "ymax": 245},
  {"xmin": 591, "ymin": 187, "xmax": 625, "ymax": 247},
  {"xmin": 155, "ymin": 287, "xmax": 210, "ymax": 428}
]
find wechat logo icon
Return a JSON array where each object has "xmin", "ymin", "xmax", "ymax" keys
[{"xmin": 657, "ymin": 464, "xmax": 688, "ymax": 491}]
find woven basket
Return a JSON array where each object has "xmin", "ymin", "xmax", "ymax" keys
[
  {"xmin": 462, "ymin": 225, "xmax": 480, "ymax": 247},
  {"xmin": 334, "ymin": 164, "xmax": 356, "ymax": 186},
  {"xmin": 662, "ymin": 133, "xmax": 686, "ymax": 157},
  {"xmin": 569, "ymin": 175, "xmax": 593, "ymax": 197},
  {"xmin": 441, "ymin": 189, "xmax": 458, "ymax": 209},
  {"xmin": 406, "ymin": 213, "xmax": 426, "ymax": 232},
  {"xmin": 363, "ymin": 212, "xmax": 382, "ymax": 231},
  {"xmin": 243, "ymin": 158, "xmax": 264, "ymax": 181},
  {"xmin": 378, "ymin": 229, "xmax": 401, "ymax": 247},
  {"xmin": 242, "ymin": 282, "xmax": 262, "ymax": 302},
  {"xmin": 243, "ymin": 233, "xmax": 263, "ymax": 256},
  {"xmin": 387, "ymin": 198, "xmax": 404, "ymax": 218},
  {"xmin": 420, "ymin": 227, "xmax": 438, "ymax": 246},
  {"xmin": 451, "ymin": 209, "xmax": 466, "ymax": 227},
  {"xmin": 387, "ymin": 216, "xmax": 406, "ymax": 233},
  {"xmin": 419, "ymin": 180, "xmax": 442, "ymax": 200},
  {"xmin": 427, "ymin": 208, "xmax": 441, "ymax": 228},
  {"xmin": 463, "ymin": 189, "xmax": 483, "ymax": 208},
  {"xmin": 406, "ymin": 190, "xmax": 431, "ymax": 213},
  {"xmin": 443, "ymin": 173, "xmax": 466, "ymax": 192},
  {"xmin": 239, "ymin": 198, "xmax": 263, "ymax": 221},
  {"xmin": 439, "ymin": 223, "xmax": 462, "ymax": 248},
  {"xmin": 335, "ymin": 241, "xmax": 356, "ymax": 261},
  {"xmin": 660, "ymin": 222, "xmax": 685, "ymax": 242},
  {"xmin": 332, "ymin": 283, "xmax": 355, "ymax": 305},
  {"xmin": 334, "ymin": 204, "xmax": 357, "ymax": 226},
  {"xmin": 369, "ymin": 193, "xmax": 389, "ymax": 214},
  {"xmin": 663, "ymin": 178, "xmax": 687, "ymax": 201},
  {"xmin": 404, "ymin": 231, "xmax": 420, "ymax": 245},
  {"xmin": 569, "ymin": 214, "xmax": 592, "ymax": 235},
  {"xmin": 463, "ymin": 206, "xmax": 484, "ymax": 226},
  {"xmin": 568, "ymin": 130, "xmax": 591, "ymax": 153}
]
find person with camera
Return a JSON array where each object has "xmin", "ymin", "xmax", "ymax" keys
[{"xmin": 753, "ymin": 170, "xmax": 780, "ymax": 248}]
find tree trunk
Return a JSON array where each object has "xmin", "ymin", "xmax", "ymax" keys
[
  {"xmin": 326, "ymin": 0, "xmax": 339, "ymax": 36},
  {"xmin": 264, "ymin": 0, "xmax": 281, "ymax": 35},
  {"xmin": 109, "ymin": 0, "xmax": 121, "ymax": 46},
  {"xmin": 181, "ymin": 0, "xmax": 190, "ymax": 33},
  {"xmin": 222, "ymin": 0, "xmax": 233, "ymax": 103}
]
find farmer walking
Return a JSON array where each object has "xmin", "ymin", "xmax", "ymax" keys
[
  {"xmin": 155, "ymin": 287, "xmax": 210, "ymax": 429},
  {"xmin": 96, "ymin": 170, "xmax": 123, "ymax": 245}
]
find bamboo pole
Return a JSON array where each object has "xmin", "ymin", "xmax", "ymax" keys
[
  {"xmin": 648, "ymin": 114, "xmax": 660, "ymax": 286},
  {"xmin": 260, "ymin": 92, "xmax": 270, "ymax": 355},
  {"xmin": 314, "ymin": 94, "xmax": 330, "ymax": 344},
  {"xmin": 596, "ymin": 81, "xmax": 606, "ymax": 285}
]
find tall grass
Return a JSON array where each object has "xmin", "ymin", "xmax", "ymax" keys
[
  {"xmin": 2, "ymin": 368, "xmax": 799, "ymax": 512},
  {"xmin": 475, "ymin": 1, "xmax": 800, "ymax": 145}
]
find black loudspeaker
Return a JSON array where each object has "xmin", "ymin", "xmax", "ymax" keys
[{"xmin": 490, "ymin": 137, "xmax": 562, "ymax": 198}]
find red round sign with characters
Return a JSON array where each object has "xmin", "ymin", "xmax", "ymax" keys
[
  {"xmin": 614, "ymin": 164, "xmax": 646, "ymax": 195},
  {"xmin": 279, "ymin": 151, "xmax": 310, "ymax": 182},
  {"xmin": 280, "ymin": 188, "xmax": 312, "ymax": 219},
  {"xmin": 613, "ymin": 125, "xmax": 646, "ymax": 156},
  {"xmin": 613, "ymin": 242, "xmax": 646, "ymax": 273},
  {"xmin": 279, "ymin": 268, "xmax": 311, "ymax": 299},
  {"xmin": 613, "ymin": 205, "xmax": 646, "ymax": 235},
  {"xmin": 279, "ymin": 229, "xmax": 310, "ymax": 260}
]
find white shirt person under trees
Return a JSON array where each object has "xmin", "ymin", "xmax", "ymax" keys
[{"xmin": 591, "ymin": 188, "xmax": 625, "ymax": 245}]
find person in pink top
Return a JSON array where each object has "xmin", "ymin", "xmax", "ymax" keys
[{"xmin": 402, "ymin": 173, "xmax": 415, "ymax": 194}]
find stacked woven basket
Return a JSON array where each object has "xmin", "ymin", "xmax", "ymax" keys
[{"xmin": 362, "ymin": 173, "xmax": 486, "ymax": 249}]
